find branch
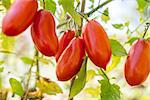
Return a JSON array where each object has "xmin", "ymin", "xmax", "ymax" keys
[
  {"xmin": 86, "ymin": 0, "xmax": 112, "ymax": 17},
  {"xmin": 23, "ymin": 49, "xmax": 38, "ymax": 100},
  {"xmin": 36, "ymin": 51, "xmax": 40, "ymax": 80},
  {"xmin": 143, "ymin": 22, "xmax": 150, "ymax": 38},
  {"xmin": 131, "ymin": 18, "xmax": 149, "ymax": 34}
]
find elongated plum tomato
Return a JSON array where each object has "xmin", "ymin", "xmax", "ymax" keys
[
  {"xmin": 55, "ymin": 30, "xmax": 75, "ymax": 61},
  {"xmin": 31, "ymin": 10, "xmax": 58, "ymax": 57},
  {"xmin": 2, "ymin": 0, "xmax": 38, "ymax": 36},
  {"xmin": 82, "ymin": 20, "xmax": 111, "ymax": 70},
  {"xmin": 56, "ymin": 37, "xmax": 85, "ymax": 81},
  {"xmin": 125, "ymin": 39, "xmax": 150, "ymax": 86}
]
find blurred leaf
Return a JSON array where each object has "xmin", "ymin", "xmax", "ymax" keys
[
  {"xmin": 89, "ymin": 0, "xmax": 94, "ymax": 3},
  {"xmin": 0, "ymin": 50, "xmax": 15, "ymax": 54},
  {"xmin": 99, "ymin": 79, "xmax": 121, "ymax": 100},
  {"xmin": 76, "ymin": 0, "xmax": 80, "ymax": 3},
  {"xmin": 9, "ymin": 78, "xmax": 24, "ymax": 96},
  {"xmin": 0, "ymin": 77, "xmax": 2, "ymax": 88},
  {"xmin": 124, "ymin": 21, "xmax": 130, "ymax": 26},
  {"xmin": 36, "ymin": 78, "xmax": 63, "ymax": 95},
  {"xmin": 140, "ymin": 96, "xmax": 150, "ymax": 100},
  {"xmin": 86, "ymin": 69, "xmax": 97, "ymax": 82},
  {"xmin": 59, "ymin": 0, "xmax": 81, "ymax": 26},
  {"xmin": 40, "ymin": 0, "xmax": 56, "ymax": 14},
  {"xmin": 0, "ymin": 61, "xmax": 4, "ymax": 65},
  {"xmin": 112, "ymin": 24, "xmax": 123, "ymax": 29},
  {"xmin": 0, "ymin": 34, "xmax": 15, "ymax": 51},
  {"xmin": 35, "ymin": 56, "xmax": 49, "ymax": 64},
  {"xmin": 21, "ymin": 57, "xmax": 34, "ymax": 65},
  {"xmin": 0, "ymin": 67, "xmax": 4, "ymax": 73},
  {"xmin": 106, "ymin": 56, "xmax": 121, "ymax": 73},
  {"xmin": 125, "ymin": 37, "xmax": 138, "ymax": 45},
  {"xmin": 109, "ymin": 39, "xmax": 127, "ymax": 56},
  {"xmin": 101, "ymin": 8, "xmax": 110, "ymax": 23},
  {"xmin": 144, "ymin": 5, "xmax": 150, "ymax": 18},
  {"xmin": 136, "ymin": 0, "xmax": 148, "ymax": 13},
  {"xmin": 84, "ymin": 87, "xmax": 100, "ymax": 97},
  {"xmin": 2, "ymin": 0, "xmax": 11, "ymax": 10},
  {"xmin": 69, "ymin": 57, "xmax": 88, "ymax": 98}
]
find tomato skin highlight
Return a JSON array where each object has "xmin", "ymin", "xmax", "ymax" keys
[
  {"xmin": 31, "ymin": 10, "xmax": 58, "ymax": 57},
  {"xmin": 56, "ymin": 37, "xmax": 85, "ymax": 81},
  {"xmin": 125, "ymin": 39, "xmax": 150, "ymax": 86},
  {"xmin": 2, "ymin": 0, "xmax": 38, "ymax": 36},
  {"xmin": 55, "ymin": 30, "xmax": 75, "ymax": 62},
  {"xmin": 82, "ymin": 20, "xmax": 111, "ymax": 70}
]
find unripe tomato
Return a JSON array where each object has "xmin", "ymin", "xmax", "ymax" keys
[
  {"xmin": 56, "ymin": 37, "xmax": 85, "ymax": 81},
  {"xmin": 82, "ymin": 20, "xmax": 111, "ymax": 70},
  {"xmin": 2, "ymin": 0, "xmax": 38, "ymax": 36},
  {"xmin": 125, "ymin": 39, "xmax": 150, "ymax": 86},
  {"xmin": 31, "ymin": 10, "xmax": 58, "ymax": 57},
  {"xmin": 55, "ymin": 30, "xmax": 75, "ymax": 61}
]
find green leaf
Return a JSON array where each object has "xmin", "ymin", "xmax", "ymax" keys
[
  {"xmin": 109, "ymin": 39, "xmax": 127, "ymax": 56},
  {"xmin": 112, "ymin": 24, "xmax": 123, "ymax": 29},
  {"xmin": 125, "ymin": 37, "xmax": 138, "ymax": 45},
  {"xmin": 101, "ymin": 8, "xmax": 110, "ymax": 23},
  {"xmin": 86, "ymin": 70, "xmax": 97, "ymax": 82},
  {"xmin": 59, "ymin": 0, "xmax": 81, "ymax": 26},
  {"xmin": 2, "ymin": 0, "xmax": 11, "ymax": 10},
  {"xmin": 40, "ymin": 0, "xmax": 56, "ymax": 14},
  {"xmin": 84, "ymin": 87, "xmax": 100, "ymax": 97},
  {"xmin": 124, "ymin": 21, "xmax": 130, "ymax": 26},
  {"xmin": 36, "ymin": 78, "xmax": 63, "ymax": 95},
  {"xmin": 136, "ymin": 0, "xmax": 148, "ymax": 13},
  {"xmin": 0, "ymin": 33, "xmax": 16, "ymax": 51},
  {"xmin": 99, "ymin": 79, "xmax": 121, "ymax": 100},
  {"xmin": 0, "ymin": 67, "xmax": 4, "ymax": 73},
  {"xmin": 106, "ymin": 56, "xmax": 121, "ymax": 73},
  {"xmin": 9, "ymin": 78, "xmax": 24, "ymax": 96},
  {"xmin": 35, "ymin": 56, "xmax": 49, "ymax": 64},
  {"xmin": 69, "ymin": 57, "xmax": 88, "ymax": 98},
  {"xmin": 89, "ymin": 0, "xmax": 94, "ymax": 3},
  {"xmin": 0, "ymin": 61, "xmax": 4, "ymax": 65},
  {"xmin": 21, "ymin": 57, "xmax": 34, "ymax": 65}
]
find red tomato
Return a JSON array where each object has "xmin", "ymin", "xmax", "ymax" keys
[
  {"xmin": 82, "ymin": 20, "xmax": 111, "ymax": 70},
  {"xmin": 55, "ymin": 30, "xmax": 75, "ymax": 62},
  {"xmin": 31, "ymin": 10, "xmax": 58, "ymax": 57},
  {"xmin": 56, "ymin": 37, "xmax": 85, "ymax": 81},
  {"xmin": 2, "ymin": 0, "xmax": 38, "ymax": 36},
  {"xmin": 125, "ymin": 39, "xmax": 150, "ymax": 86}
]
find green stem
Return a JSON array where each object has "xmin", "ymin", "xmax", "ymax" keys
[
  {"xmin": 23, "ymin": 49, "xmax": 38, "ymax": 100},
  {"xmin": 100, "ymin": 68, "xmax": 109, "ymax": 80},
  {"xmin": 43, "ymin": 0, "xmax": 45, "ymax": 9},
  {"xmin": 142, "ymin": 23, "xmax": 150, "ymax": 38},
  {"xmin": 68, "ymin": 0, "xmax": 86, "ymax": 99},
  {"xmin": 36, "ymin": 51, "xmax": 40, "ymax": 80},
  {"xmin": 78, "ymin": 12, "xmax": 89, "ymax": 22},
  {"xmin": 78, "ymin": 0, "xmax": 86, "ymax": 36},
  {"xmin": 86, "ymin": 0, "xmax": 112, "ymax": 17}
]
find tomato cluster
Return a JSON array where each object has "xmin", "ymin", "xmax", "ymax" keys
[{"xmin": 2, "ymin": 0, "xmax": 150, "ymax": 86}]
